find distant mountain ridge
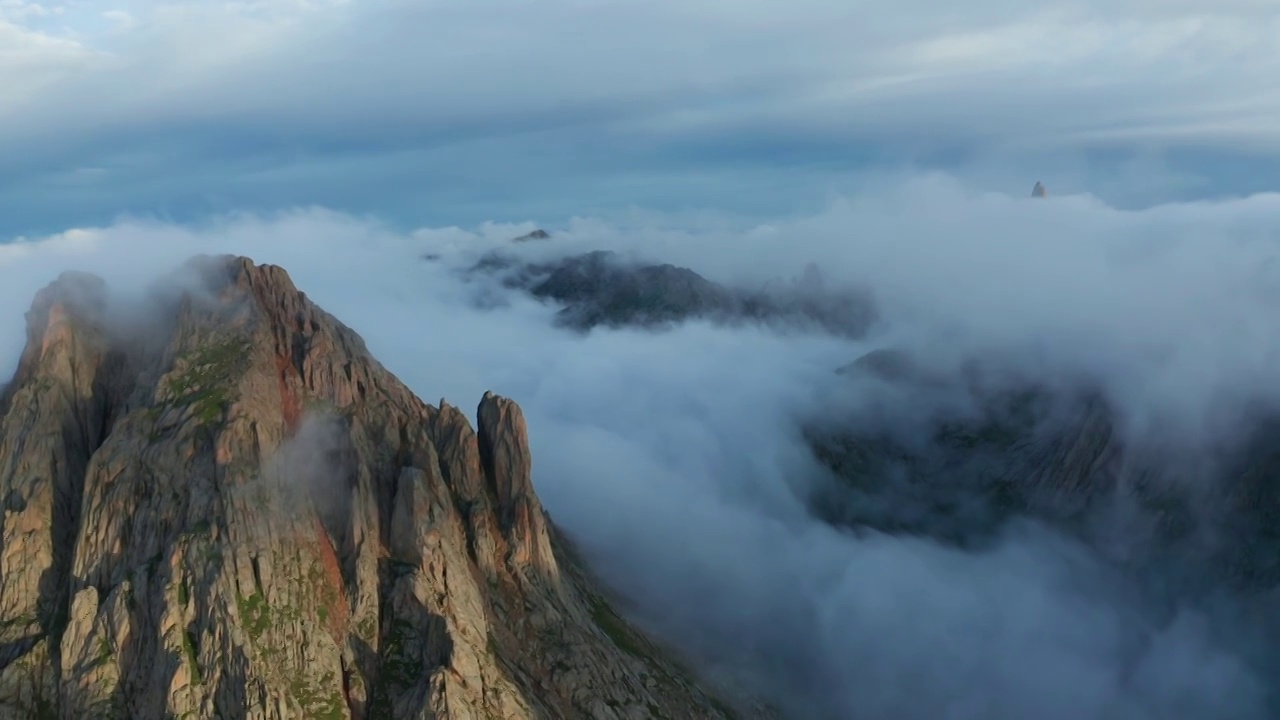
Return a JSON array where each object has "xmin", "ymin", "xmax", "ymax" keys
[
  {"xmin": 810, "ymin": 347, "xmax": 1280, "ymax": 596},
  {"xmin": 470, "ymin": 248, "xmax": 876, "ymax": 337}
]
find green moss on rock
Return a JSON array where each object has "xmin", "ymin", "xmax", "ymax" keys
[
  {"xmin": 161, "ymin": 336, "xmax": 253, "ymax": 426},
  {"xmin": 237, "ymin": 591, "xmax": 272, "ymax": 643}
]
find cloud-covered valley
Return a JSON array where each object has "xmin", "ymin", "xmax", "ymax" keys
[{"xmin": 4, "ymin": 175, "xmax": 1280, "ymax": 718}]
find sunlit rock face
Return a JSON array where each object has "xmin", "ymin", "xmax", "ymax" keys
[{"xmin": 0, "ymin": 255, "xmax": 751, "ymax": 720}]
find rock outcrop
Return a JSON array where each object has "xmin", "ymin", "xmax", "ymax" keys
[
  {"xmin": 472, "ymin": 250, "xmax": 875, "ymax": 337},
  {"xmin": 511, "ymin": 230, "xmax": 551, "ymax": 243},
  {"xmin": 0, "ymin": 255, "xmax": 747, "ymax": 719}
]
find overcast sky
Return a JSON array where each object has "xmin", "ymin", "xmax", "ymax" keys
[
  {"xmin": 6, "ymin": 6, "xmax": 1280, "ymax": 715},
  {"xmin": 2, "ymin": 0, "xmax": 1280, "ymax": 235}
]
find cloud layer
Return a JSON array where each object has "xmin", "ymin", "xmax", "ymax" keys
[
  {"xmin": 4, "ymin": 1, "xmax": 1280, "ymax": 233},
  {"xmin": 3, "ymin": 177, "xmax": 1280, "ymax": 718}
]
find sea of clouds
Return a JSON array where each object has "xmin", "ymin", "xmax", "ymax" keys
[{"xmin": 3, "ymin": 174, "xmax": 1280, "ymax": 719}]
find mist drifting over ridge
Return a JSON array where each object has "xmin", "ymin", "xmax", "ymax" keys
[{"xmin": 4, "ymin": 175, "xmax": 1280, "ymax": 718}]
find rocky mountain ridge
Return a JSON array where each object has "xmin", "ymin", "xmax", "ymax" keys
[
  {"xmin": 810, "ymin": 347, "xmax": 1280, "ymax": 598},
  {"xmin": 469, "ymin": 248, "xmax": 874, "ymax": 337},
  {"xmin": 0, "ymin": 255, "xmax": 751, "ymax": 719}
]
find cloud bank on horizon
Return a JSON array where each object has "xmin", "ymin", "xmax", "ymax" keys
[
  {"xmin": 2, "ymin": 177, "xmax": 1280, "ymax": 718},
  {"xmin": 3, "ymin": 0, "xmax": 1280, "ymax": 233}
]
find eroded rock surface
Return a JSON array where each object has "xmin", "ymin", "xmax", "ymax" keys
[{"xmin": 0, "ymin": 255, "xmax": 748, "ymax": 719}]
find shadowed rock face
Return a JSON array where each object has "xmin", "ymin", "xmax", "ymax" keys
[
  {"xmin": 511, "ymin": 229, "xmax": 551, "ymax": 243},
  {"xmin": 530, "ymin": 251, "xmax": 739, "ymax": 330},
  {"xmin": 810, "ymin": 348, "xmax": 1280, "ymax": 597},
  {"xmin": 0, "ymin": 255, "xmax": 754, "ymax": 720},
  {"xmin": 474, "ymin": 249, "xmax": 876, "ymax": 337}
]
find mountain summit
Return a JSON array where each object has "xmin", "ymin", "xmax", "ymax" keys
[{"xmin": 0, "ymin": 255, "xmax": 746, "ymax": 719}]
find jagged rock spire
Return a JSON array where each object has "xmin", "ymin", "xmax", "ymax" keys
[{"xmin": 0, "ymin": 255, "xmax": 751, "ymax": 720}]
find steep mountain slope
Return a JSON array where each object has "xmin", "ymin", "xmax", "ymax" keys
[
  {"xmin": 0, "ymin": 255, "xmax": 748, "ymax": 719},
  {"xmin": 809, "ymin": 348, "xmax": 1280, "ymax": 596}
]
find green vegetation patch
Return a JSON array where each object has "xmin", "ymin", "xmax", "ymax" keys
[
  {"xmin": 182, "ymin": 629, "xmax": 203, "ymax": 685},
  {"xmin": 356, "ymin": 614, "xmax": 377, "ymax": 641},
  {"xmin": 588, "ymin": 593, "xmax": 739, "ymax": 720},
  {"xmin": 289, "ymin": 672, "xmax": 345, "ymax": 720},
  {"xmin": 162, "ymin": 336, "xmax": 253, "ymax": 426},
  {"xmin": 304, "ymin": 397, "xmax": 338, "ymax": 415},
  {"xmin": 0, "ymin": 613, "xmax": 36, "ymax": 632},
  {"xmin": 94, "ymin": 634, "xmax": 113, "ymax": 668},
  {"xmin": 237, "ymin": 591, "xmax": 272, "ymax": 643},
  {"xmin": 588, "ymin": 595, "xmax": 650, "ymax": 660}
]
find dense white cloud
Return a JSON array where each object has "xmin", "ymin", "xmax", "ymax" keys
[
  {"xmin": 2, "ymin": 177, "xmax": 1279, "ymax": 718},
  {"xmin": 3, "ymin": 2, "xmax": 1278, "ymax": 717}
]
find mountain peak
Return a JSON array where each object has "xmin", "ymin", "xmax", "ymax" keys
[
  {"xmin": 477, "ymin": 390, "xmax": 555, "ymax": 572},
  {"xmin": 16, "ymin": 269, "xmax": 110, "ymax": 377},
  {"xmin": 0, "ymin": 255, "xmax": 750, "ymax": 719},
  {"xmin": 512, "ymin": 228, "xmax": 551, "ymax": 242}
]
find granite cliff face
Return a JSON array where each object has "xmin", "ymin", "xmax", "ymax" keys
[{"xmin": 0, "ymin": 255, "xmax": 745, "ymax": 719}]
